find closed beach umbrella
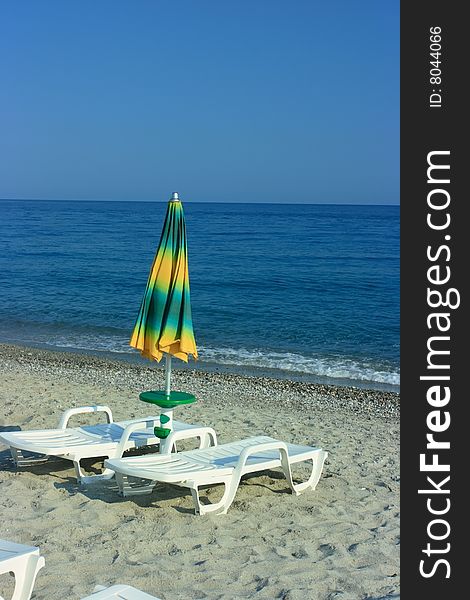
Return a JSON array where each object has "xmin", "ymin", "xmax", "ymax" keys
[{"xmin": 130, "ymin": 192, "xmax": 198, "ymax": 440}]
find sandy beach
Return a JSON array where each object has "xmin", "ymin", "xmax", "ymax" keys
[{"xmin": 0, "ymin": 344, "xmax": 399, "ymax": 599}]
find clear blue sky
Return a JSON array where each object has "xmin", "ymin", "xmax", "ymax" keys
[{"xmin": 0, "ymin": 1, "xmax": 399, "ymax": 204}]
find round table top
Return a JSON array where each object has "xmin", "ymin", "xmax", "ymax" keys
[{"xmin": 139, "ymin": 390, "xmax": 197, "ymax": 409}]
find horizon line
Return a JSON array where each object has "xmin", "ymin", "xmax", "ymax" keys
[{"xmin": 0, "ymin": 197, "xmax": 400, "ymax": 207}]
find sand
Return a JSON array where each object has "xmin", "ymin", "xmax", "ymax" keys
[{"xmin": 0, "ymin": 344, "xmax": 399, "ymax": 600}]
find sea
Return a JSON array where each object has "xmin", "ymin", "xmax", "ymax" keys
[{"xmin": 0, "ymin": 200, "xmax": 399, "ymax": 392}]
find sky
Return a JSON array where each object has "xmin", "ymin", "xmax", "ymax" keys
[{"xmin": 0, "ymin": 1, "xmax": 399, "ymax": 204}]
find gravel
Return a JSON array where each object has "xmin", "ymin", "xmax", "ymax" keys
[{"xmin": 0, "ymin": 343, "xmax": 399, "ymax": 421}]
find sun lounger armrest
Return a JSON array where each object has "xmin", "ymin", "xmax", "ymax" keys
[
  {"xmin": 113, "ymin": 419, "xmax": 161, "ymax": 458},
  {"xmin": 163, "ymin": 426, "xmax": 218, "ymax": 453},
  {"xmin": 113, "ymin": 422, "xmax": 217, "ymax": 458},
  {"xmin": 58, "ymin": 405, "xmax": 114, "ymax": 429},
  {"xmin": 235, "ymin": 440, "xmax": 289, "ymax": 473}
]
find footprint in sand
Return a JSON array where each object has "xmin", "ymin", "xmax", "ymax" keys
[{"xmin": 319, "ymin": 543, "xmax": 336, "ymax": 558}]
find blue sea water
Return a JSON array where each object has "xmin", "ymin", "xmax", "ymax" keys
[{"xmin": 0, "ymin": 200, "xmax": 399, "ymax": 391}]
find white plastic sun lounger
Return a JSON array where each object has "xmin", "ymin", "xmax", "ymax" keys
[
  {"xmin": 105, "ymin": 435, "xmax": 327, "ymax": 515},
  {"xmin": 0, "ymin": 405, "xmax": 217, "ymax": 484},
  {"xmin": 0, "ymin": 540, "xmax": 44, "ymax": 600},
  {"xmin": 0, "ymin": 540, "xmax": 161, "ymax": 600},
  {"xmin": 83, "ymin": 584, "xmax": 161, "ymax": 599}
]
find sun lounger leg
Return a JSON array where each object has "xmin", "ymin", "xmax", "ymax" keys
[
  {"xmin": 115, "ymin": 472, "xmax": 157, "ymax": 497},
  {"xmin": 73, "ymin": 460, "xmax": 117, "ymax": 485},
  {"xmin": 188, "ymin": 479, "xmax": 233, "ymax": 515},
  {"xmin": 10, "ymin": 448, "xmax": 49, "ymax": 469},
  {"xmin": 73, "ymin": 459, "xmax": 87, "ymax": 482},
  {"xmin": 10, "ymin": 553, "xmax": 45, "ymax": 600},
  {"xmin": 281, "ymin": 451, "xmax": 328, "ymax": 495}
]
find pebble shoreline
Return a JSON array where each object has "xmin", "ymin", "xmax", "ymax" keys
[{"xmin": 0, "ymin": 343, "xmax": 399, "ymax": 420}]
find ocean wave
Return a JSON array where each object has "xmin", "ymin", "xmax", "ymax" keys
[
  {"xmin": 0, "ymin": 330, "xmax": 132, "ymax": 355},
  {"xmin": 42, "ymin": 333, "xmax": 132, "ymax": 354},
  {"xmin": 198, "ymin": 345, "xmax": 400, "ymax": 386}
]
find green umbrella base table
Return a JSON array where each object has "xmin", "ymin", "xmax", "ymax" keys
[{"xmin": 139, "ymin": 390, "xmax": 196, "ymax": 439}]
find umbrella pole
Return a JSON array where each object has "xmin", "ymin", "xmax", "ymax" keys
[
  {"xmin": 164, "ymin": 354, "xmax": 172, "ymax": 397},
  {"xmin": 160, "ymin": 354, "xmax": 173, "ymax": 453}
]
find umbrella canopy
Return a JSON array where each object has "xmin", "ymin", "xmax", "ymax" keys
[{"xmin": 130, "ymin": 194, "xmax": 198, "ymax": 364}]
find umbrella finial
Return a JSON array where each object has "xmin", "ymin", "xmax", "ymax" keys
[{"xmin": 170, "ymin": 192, "xmax": 180, "ymax": 201}]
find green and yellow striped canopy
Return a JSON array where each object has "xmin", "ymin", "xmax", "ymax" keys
[{"xmin": 130, "ymin": 199, "xmax": 198, "ymax": 363}]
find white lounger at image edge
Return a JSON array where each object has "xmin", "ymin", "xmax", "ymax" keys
[
  {"xmin": 0, "ymin": 541, "xmax": 161, "ymax": 599},
  {"xmin": 105, "ymin": 435, "xmax": 328, "ymax": 515},
  {"xmin": 0, "ymin": 405, "xmax": 217, "ymax": 484},
  {"xmin": 0, "ymin": 539, "xmax": 45, "ymax": 600},
  {"xmin": 83, "ymin": 584, "xmax": 161, "ymax": 599}
]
